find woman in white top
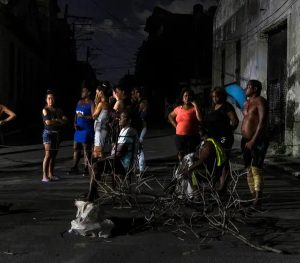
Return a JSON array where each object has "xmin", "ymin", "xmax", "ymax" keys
[{"xmin": 92, "ymin": 82, "xmax": 111, "ymax": 158}]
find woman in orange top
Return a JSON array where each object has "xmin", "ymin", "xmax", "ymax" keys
[{"xmin": 168, "ymin": 88, "xmax": 202, "ymax": 161}]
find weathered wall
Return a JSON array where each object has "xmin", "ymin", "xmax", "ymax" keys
[
  {"xmin": 286, "ymin": 0, "xmax": 300, "ymax": 155},
  {"xmin": 213, "ymin": 0, "xmax": 300, "ymax": 155}
]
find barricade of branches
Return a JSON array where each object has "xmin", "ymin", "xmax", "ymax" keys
[{"xmin": 85, "ymin": 158, "xmax": 283, "ymax": 254}]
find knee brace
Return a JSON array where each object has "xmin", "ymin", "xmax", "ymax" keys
[
  {"xmin": 251, "ymin": 166, "xmax": 264, "ymax": 192},
  {"xmin": 247, "ymin": 167, "xmax": 255, "ymax": 194}
]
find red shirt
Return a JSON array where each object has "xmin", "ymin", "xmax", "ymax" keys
[{"xmin": 174, "ymin": 106, "xmax": 199, "ymax": 135}]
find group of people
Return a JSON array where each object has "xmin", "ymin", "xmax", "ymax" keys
[
  {"xmin": 41, "ymin": 82, "xmax": 148, "ymax": 186},
  {"xmin": 168, "ymin": 80, "xmax": 268, "ymax": 209},
  {"xmin": 0, "ymin": 78, "xmax": 268, "ymax": 209}
]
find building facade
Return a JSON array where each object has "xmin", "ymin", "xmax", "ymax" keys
[
  {"xmin": 0, "ymin": 0, "xmax": 82, "ymax": 143},
  {"xmin": 0, "ymin": 0, "xmax": 44, "ymax": 113},
  {"xmin": 212, "ymin": 0, "xmax": 300, "ymax": 155},
  {"xmin": 135, "ymin": 5, "xmax": 216, "ymax": 122}
]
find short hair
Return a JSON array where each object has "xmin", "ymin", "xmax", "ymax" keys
[
  {"xmin": 114, "ymin": 84, "xmax": 125, "ymax": 91},
  {"xmin": 248, "ymin": 80, "xmax": 262, "ymax": 95},
  {"xmin": 120, "ymin": 110, "xmax": 132, "ymax": 121},
  {"xmin": 132, "ymin": 86, "xmax": 144, "ymax": 96},
  {"xmin": 210, "ymin": 86, "xmax": 227, "ymax": 103},
  {"xmin": 179, "ymin": 87, "xmax": 195, "ymax": 103}
]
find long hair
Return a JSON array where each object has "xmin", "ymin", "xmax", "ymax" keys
[{"xmin": 96, "ymin": 82, "xmax": 110, "ymax": 98}]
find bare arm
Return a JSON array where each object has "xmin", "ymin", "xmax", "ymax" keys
[
  {"xmin": 93, "ymin": 102, "xmax": 103, "ymax": 119},
  {"xmin": 0, "ymin": 105, "xmax": 16, "ymax": 125},
  {"xmin": 42, "ymin": 109, "xmax": 67, "ymax": 126},
  {"xmin": 113, "ymin": 100, "xmax": 124, "ymax": 113},
  {"xmin": 188, "ymin": 142, "xmax": 213, "ymax": 172},
  {"xmin": 168, "ymin": 110, "xmax": 177, "ymax": 129},
  {"xmin": 191, "ymin": 101, "xmax": 202, "ymax": 121},
  {"xmin": 227, "ymin": 110, "xmax": 239, "ymax": 130}
]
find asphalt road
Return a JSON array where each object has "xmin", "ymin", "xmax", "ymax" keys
[{"xmin": 0, "ymin": 133, "xmax": 300, "ymax": 263}]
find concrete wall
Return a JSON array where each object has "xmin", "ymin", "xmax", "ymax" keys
[{"xmin": 213, "ymin": 0, "xmax": 300, "ymax": 156}]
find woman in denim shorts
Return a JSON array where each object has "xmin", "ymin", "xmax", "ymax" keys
[{"xmin": 42, "ymin": 90, "xmax": 67, "ymax": 182}]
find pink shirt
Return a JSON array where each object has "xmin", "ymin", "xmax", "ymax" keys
[{"xmin": 174, "ymin": 106, "xmax": 199, "ymax": 135}]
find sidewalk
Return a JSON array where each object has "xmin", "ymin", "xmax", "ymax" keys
[
  {"xmin": 0, "ymin": 128, "xmax": 177, "ymax": 172},
  {"xmin": 1, "ymin": 128, "xmax": 300, "ymax": 176}
]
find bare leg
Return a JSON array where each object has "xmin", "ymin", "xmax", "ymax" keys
[
  {"xmin": 217, "ymin": 164, "xmax": 229, "ymax": 193},
  {"xmin": 83, "ymin": 143, "xmax": 92, "ymax": 175},
  {"xmin": 49, "ymin": 149, "xmax": 58, "ymax": 179},
  {"xmin": 42, "ymin": 144, "xmax": 51, "ymax": 181},
  {"xmin": 71, "ymin": 142, "xmax": 81, "ymax": 171}
]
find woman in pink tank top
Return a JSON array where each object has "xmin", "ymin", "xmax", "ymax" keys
[{"xmin": 168, "ymin": 88, "xmax": 202, "ymax": 161}]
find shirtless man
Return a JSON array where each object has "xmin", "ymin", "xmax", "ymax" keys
[
  {"xmin": 241, "ymin": 80, "xmax": 269, "ymax": 208},
  {"xmin": 0, "ymin": 104, "xmax": 16, "ymax": 145}
]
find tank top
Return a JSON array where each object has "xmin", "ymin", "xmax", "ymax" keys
[
  {"xmin": 95, "ymin": 109, "xmax": 109, "ymax": 131},
  {"xmin": 42, "ymin": 107, "xmax": 64, "ymax": 132}
]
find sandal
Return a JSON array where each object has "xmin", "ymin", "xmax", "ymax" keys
[
  {"xmin": 42, "ymin": 178, "xmax": 50, "ymax": 183},
  {"xmin": 49, "ymin": 176, "xmax": 60, "ymax": 181}
]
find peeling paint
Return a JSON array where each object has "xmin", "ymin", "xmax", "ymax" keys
[{"xmin": 289, "ymin": 52, "xmax": 300, "ymax": 76}]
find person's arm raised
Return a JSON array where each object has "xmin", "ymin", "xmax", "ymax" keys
[{"xmin": 0, "ymin": 105, "xmax": 16, "ymax": 125}]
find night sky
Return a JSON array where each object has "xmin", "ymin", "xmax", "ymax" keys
[{"xmin": 57, "ymin": 0, "xmax": 218, "ymax": 84}]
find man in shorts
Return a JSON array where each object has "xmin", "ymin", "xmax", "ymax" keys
[{"xmin": 241, "ymin": 80, "xmax": 269, "ymax": 208}]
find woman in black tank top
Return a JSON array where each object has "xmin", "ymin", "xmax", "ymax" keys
[{"xmin": 42, "ymin": 90, "xmax": 67, "ymax": 182}]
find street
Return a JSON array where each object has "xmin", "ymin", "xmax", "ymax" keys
[{"xmin": 1, "ymin": 130, "xmax": 300, "ymax": 263}]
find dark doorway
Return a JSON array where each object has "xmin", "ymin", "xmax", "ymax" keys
[{"xmin": 267, "ymin": 22, "xmax": 287, "ymax": 143}]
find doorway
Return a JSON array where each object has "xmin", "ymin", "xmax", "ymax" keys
[{"xmin": 267, "ymin": 22, "xmax": 287, "ymax": 144}]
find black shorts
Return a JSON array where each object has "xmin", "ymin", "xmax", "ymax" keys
[
  {"xmin": 175, "ymin": 134, "xmax": 200, "ymax": 156},
  {"xmin": 241, "ymin": 137, "xmax": 269, "ymax": 168}
]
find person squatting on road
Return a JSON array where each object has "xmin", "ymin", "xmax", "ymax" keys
[
  {"xmin": 168, "ymin": 88, "xmax": 202, "ymax": 162},
  {"xmin": 69, "ymin": 86, "xmax": 95, "ymax": 176},
  {"xmin": 174, "ymin": 127, "xmax": 227, "ymax": 198},
  {"xmin": 42, "ymin": 90, "xmax": 67, "ymax": 182},
  {"xmin": 87, "ymin": 111, "xmax": 138, "ymax": 202},
  {"xmin": 204, "ymin": 87, "xmax": 239, "ymax": 192},
  {"xmin": 0, "ymin": 103, "xmax": 16, "ymax": 145},
  {"xmin": 131, "ymin": 86, "xmax": 148, "ymax": 174},
  {"xmin": 241, "ymin": 80, "xmax": 269, "ymax": 209},
  {"xmin": 92, "ymin": 81, "xmax": 111, "ymax": 158}
]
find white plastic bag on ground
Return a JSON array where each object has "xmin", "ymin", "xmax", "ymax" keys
[{"xmin": 69, "ymin": 200, "xmax": 114, "ymax": 238}]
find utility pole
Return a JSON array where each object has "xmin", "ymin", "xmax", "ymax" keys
[{"xmin": 64, "ymin": 6, "xmax": 93, "ymax": 61}]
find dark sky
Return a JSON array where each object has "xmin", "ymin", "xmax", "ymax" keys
[{"xmin": 57, "ymin": 0, "xmax": 218, "ymax": 84}]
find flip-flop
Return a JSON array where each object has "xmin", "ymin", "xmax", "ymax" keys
[
  {"xmin": 42, "ymin": 178, "xmax": 50, "ymax": 183},
  {"xmin": 49, "ymin": 176, "xmax": 60, "ymax": 181}
]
